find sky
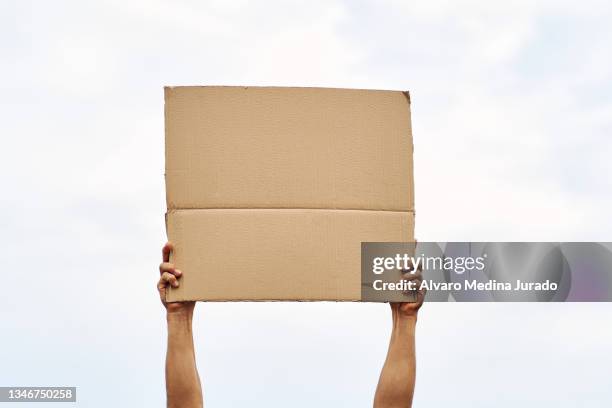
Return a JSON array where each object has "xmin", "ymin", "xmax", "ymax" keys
[{"xmin": 1, "ymin": 0, "xmax": 611, "ymax": 406}]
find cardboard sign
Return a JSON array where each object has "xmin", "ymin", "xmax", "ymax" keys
[{"xmin": 165, "ymin": 86, "xmax": 414, "ymax": 301}]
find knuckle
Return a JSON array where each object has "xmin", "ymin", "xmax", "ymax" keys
[{"xmin": 159, "ymin": 262, "xmax": 174, "ymax": 272}]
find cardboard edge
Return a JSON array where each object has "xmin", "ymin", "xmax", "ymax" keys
[
  {"xmin": 167, "ymin": 298, "xmax": 369, "ymax": 303},
  {"xmin": 163, "ymin": 86, "xmax": 416, "ymax": 302},
  {"xmin": 403, "ymin": 90, "xmax": 415, "ymax": 214},
  {"xmin": 164, "ymin": 88, "xmax": 171, "ymax": 211},
  {"xmin": 162, "ymin": 84, "xmax": 411, "ymax": 95},
  {"xmin": 402, "ymin": 90, "xmax": 411, "ymax": 104}
]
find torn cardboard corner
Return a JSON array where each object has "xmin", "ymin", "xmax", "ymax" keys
[{"xmin": 165, "ymin": 86, "xmax": 415, "ymax": 302}]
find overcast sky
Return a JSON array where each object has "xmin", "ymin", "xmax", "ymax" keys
[{"xmin": 1, "ymin": 0, "xmax": 611, "ymax": 406}]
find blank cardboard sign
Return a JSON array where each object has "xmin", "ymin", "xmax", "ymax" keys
[{"xmin": 165, "ymin": 86, "xmax": 414, "ymax": 301}]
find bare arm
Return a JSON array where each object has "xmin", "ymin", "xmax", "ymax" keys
[
  {"xmin": 374, "ymin": 271, "xmax": 425, "ymax": 408},
  {"xmin": 158, "ymin": 242, "xmax": 203, "ymax": 408}
]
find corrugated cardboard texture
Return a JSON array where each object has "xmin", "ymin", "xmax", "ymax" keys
[
  {"xmin": 165, "ymin": 86, "xmax": 413, "ymax": 211},
  {"xmin": 167, "ymin": 209, "xmax": 414, "ymax": 301},
  {"xmin": 165, "ymin": 86, "xmax": 414, "ymax": 301}
]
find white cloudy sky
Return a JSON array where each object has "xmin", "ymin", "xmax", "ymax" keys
[{"xmin": 1, "ymin": 0, "xmax": 612, "ymax": 407}]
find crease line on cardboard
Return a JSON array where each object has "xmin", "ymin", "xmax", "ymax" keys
[{"xmin": 166, "ymin": 208, "xmax": 415, "ymax": 214}]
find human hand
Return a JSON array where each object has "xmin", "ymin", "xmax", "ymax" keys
[
  {"xmin": 390, "ymin": 265, "xmax": 426, "ymax": 320},
  {"xmin": 158, "ymin": 242, "xmax": 195, "ymax": 316}
]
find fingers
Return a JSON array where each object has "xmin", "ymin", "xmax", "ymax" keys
[
  {"xmin": 400, "ymin": 257, "xmax": 423, "ymax": 274},
  {"xmin": 160, "ymin": 243, "xmax": 182, "ymax": 283},
  {"xmin": 416, "ymin": 287, "xmax": 426, "ymax": 304},
  {"xmin": 158, "ymin": 271, "xmax": 180, "ymax": 290},
  {"xmin": 404, "ymin": 270, "xmax": 426, "ymax": 294},
  {"xmin": 401, "ymin": 267, "xmax": 426, "ymax": 303},
  {"xmin": 162, "ymin": 242, "xmax": 174, "ymax": 263},
  {"xmin": 401, "ymin": 275, "xmax": 422, "ymax": 293},
  {"xmin": 401, "ymin": 270, "xmax": 422, "ymax": 281},
  {"xmin": 409, "ymin": 270, "xmax": 427, "ymax": 305},
  {"xmin": 157, "ymin": 243, "xmax": 183, "ymax": 306},
  {"xmin": 401, "ymin": 267, "xmax": 423, "ymax": 289},
  {"xmin": 159, "ymin": 262, "xmax": 182, "ymax": 278}
]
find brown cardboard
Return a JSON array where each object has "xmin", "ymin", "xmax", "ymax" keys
[{"xmin": 165, "ymin": 86, "xmax": 414, "ymax": 301}]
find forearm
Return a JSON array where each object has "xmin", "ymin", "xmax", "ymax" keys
[
  {"xmin": 374, "ymin": 312, "xmax": 417, "ymax": 408},
  {"xmin": 166, "ymin": 311, "xmax": 203, "ymax": 408}
]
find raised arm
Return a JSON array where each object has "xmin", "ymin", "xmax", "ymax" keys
[
  {"xmin": 373, "ymin": 270, "xmax": 425, "ymax": 408},
  {"xmin": 158, "ymin": 242, "xmax": 203, "ymax": 408}
]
